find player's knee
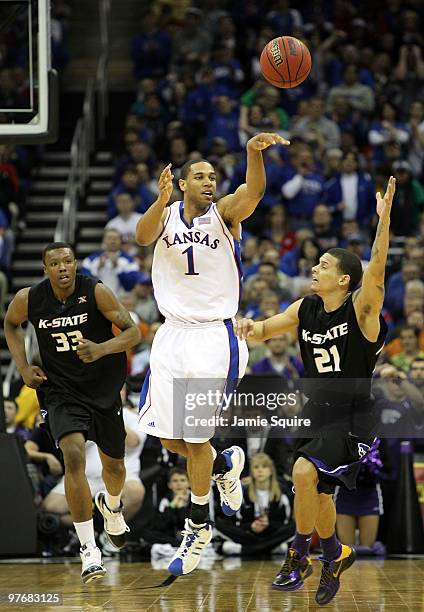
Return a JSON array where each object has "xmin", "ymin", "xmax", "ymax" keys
[
  {"xmin": 60, "ymin": 437, "xmax": 86, "ymax": 473},
  {"xmin": 292, "ymin": 457, "xmax": 318, "ymax": 490},
  {"xmin": 104, "ymin": 457, "xmax": 125, "ymax": 477},
  {"xmin": 185, "ymin": 441, "xmax": 210, "ymax": 456}
]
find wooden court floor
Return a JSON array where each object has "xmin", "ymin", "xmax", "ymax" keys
[{"xmin": 0, "ymin": 557, "xmax": 423, "ymax": 611}]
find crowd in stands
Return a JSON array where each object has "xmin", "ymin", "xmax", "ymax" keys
[{"xmin": 4, "ymin": 1, "xmax": 424, "ymax": 559}]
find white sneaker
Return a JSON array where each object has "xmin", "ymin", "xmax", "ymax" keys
[
  {"xmin": 222, "ymin": 541, "xmax": 242, "ymax": 556},
  {"xmin": 213, "ymin": 446, "xmax": 245, "ymax": 516},
  {"xmin": 151, "ymin": 543, "xmax": 177, "ymax": 559},
  {"xmin": 167, "ymin": 519, "xmax": 213, "ymax": 576},
  {"xmin": 95, "ymin": 491, "xmax": 130, "ymax": 549},
  {"xmin": 99, "ymin": 530, "xmax": 121, "ymax": 557},
  {"xmin": 80, "ymin": 543, "xmax": 106, "ymax": 584}
]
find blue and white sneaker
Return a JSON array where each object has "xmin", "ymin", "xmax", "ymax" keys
[
  {"xmin": 213, "ymin": 446, "xmax": 245, "ymax": 516},
  {"xmin": 168, "ymin": 518, "xmax": 213, "ymax": 576}
]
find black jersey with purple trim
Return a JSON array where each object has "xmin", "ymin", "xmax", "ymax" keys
[
  {"xmin": 298, "ymin": 293, "xmax": 387, "ymax": 380},
  {"xmin": 28, "ymin": 274, "xmax": 127, "ymax": 410}
]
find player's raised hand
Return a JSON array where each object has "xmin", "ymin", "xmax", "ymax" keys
[
  {"xmin": 75, "ymin": 338, "xmax": 106, "ymax": 363},
  {"xmin": 233, "ymin": 317, "xmax": 255, "ymax": 340},
  {"xmin": 376, "ymin": 175, "xmax": 396, "ymax": 221},
  {"xmin": 247, "ymin": 132, "xmax": 290, "ymax": 151},
  {"xmin": 157, "ymin": 163, "xmax": 174, "ymax": 206},
  {"xmin": 22, "ymin": 365, "xmax": 47, "ymax": 389}
]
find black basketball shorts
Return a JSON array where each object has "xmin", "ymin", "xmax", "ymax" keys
[
  {"xmin": 293, "ymin": 435, "xmax": 375, "ymax": 494},
  {"xmin": 37, "ymin": 387, "xmax": 126, "ymax": 459}
]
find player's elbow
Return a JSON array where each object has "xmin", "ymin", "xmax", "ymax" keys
[
  {"xmin": 246, "ymin": 187, "xmax": 265, "ymax": 202},
  {"xmin": 136, "ymin": 232, "xmax": 153, "ymax": 247}
]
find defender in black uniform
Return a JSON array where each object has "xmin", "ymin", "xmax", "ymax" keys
[
  {"xmin": 4, "ymin": 243, "xmax": 141, "ymax": 583},
  {"xmin": 235, "ymin": 177, "xmax": 396, "ymax": 605}
]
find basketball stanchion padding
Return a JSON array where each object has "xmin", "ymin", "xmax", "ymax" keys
[
  {"xmin": 386, "ymin": 441, "xmax": 424, "ymax": 554},
  {"xmin": 0, "ymin": 434, "xmax": 37, "ymax": 555}
]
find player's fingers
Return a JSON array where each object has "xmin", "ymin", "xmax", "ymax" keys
[
  {"xmin": 34, "ymin": 367, "xmax": 48, "ymax": 380},
  {"xmin": 237, "ymin": 320, "xmax": 245, "ymax": 338},
  {"xmin": 242, "ymin": 319, "xmax": 251, "ymax": 339}
]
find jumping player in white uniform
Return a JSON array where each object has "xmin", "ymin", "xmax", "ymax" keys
[{"xmin": 136, "ymin": 132, "xmax": 289, "ymax": 576}]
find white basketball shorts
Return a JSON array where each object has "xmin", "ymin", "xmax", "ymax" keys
[{"xmin": 138, "ymin": 318, "xmax": 249, "ymax": 443}]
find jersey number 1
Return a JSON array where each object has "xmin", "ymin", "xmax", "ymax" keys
[
  {"xmin": 182, "ymin": 246, "xmax": 199, "ymax": 276},
  {"xmin": 313, "ymin": 345, "xmax": 341, "ymax": 373}
]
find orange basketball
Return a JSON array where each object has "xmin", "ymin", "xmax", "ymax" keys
[{"xmin": 260, "ymin": 36, "xmax": 312, "ymax": 88}]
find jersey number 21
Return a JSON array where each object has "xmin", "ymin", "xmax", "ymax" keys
[{"xmin": 313, "ymin": 345, "xmax": 341, "ymax": 373}]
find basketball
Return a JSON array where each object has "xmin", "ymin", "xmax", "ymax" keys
[{"xmin": 260, "ymin": 36, "xmax": 312, "ymax": 88}]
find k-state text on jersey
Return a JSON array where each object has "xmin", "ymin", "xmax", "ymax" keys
[
  {"xmin": 162, "ymin": 231, "xmax": 220, "ymax": 249},
  {"xmin": 38, "ymin": 313, "xmax": 88, "ymax": 328},
  {"xmin": 301, "ymin": 322, "xmax": 348, "ymax": 345}
]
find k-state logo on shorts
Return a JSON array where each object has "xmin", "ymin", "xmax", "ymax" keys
[{"xmin": 358, "ymin": 442, "xmax": 371, "ymax": 459}]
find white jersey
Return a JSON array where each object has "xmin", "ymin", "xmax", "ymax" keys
[{"xmin": 152, "ymin": 201, "xmax": 242, "ymax": 323}]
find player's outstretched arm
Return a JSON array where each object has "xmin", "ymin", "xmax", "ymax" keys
[
  {"xmin": 4, "ymin": 288, "xmax": 48, "ymax": 388},
  {"xmin": 75, "ymin": 284, "xmax": 141, "ymax": 363},
  {"xmin": 136, "ymin": 163, "xmax": 174, "ymax": 246},
  {"xmin": 217, "ymin": 133, "xmax": 290, "ymax": 230},
  {"xmin": 353, "ymin": 176, "xmax": 396, "ymax": 340},
  {"xmin": 234, "ymin": 299, "xmax": 302, "ymax": 341}
]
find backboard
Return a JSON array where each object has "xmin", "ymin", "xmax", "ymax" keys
[{"xmin": 0, "ymin": 0, "xmax": 58, "ymax": 144}]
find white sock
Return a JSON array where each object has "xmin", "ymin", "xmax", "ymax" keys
[
  {"xmin": 74, "ymin": 519, "xmax": 96, "ymax": 548},
  {"xmin": 191, "ymin": 492, "xmax": 210, "ymax": 505},
  {"xmin": 105, "ymin": 490, "xmax": 122, "ymax": 511}
]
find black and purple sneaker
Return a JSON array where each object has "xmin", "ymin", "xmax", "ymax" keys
[
  {"xmin": 315, "ymin": 544, "xmax": 356, "ymax": 605},
  {"xmin": 271, "ymin": 548, "xmax": 313, "ymax": 591}
]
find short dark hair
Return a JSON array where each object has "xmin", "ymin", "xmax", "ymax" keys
[
  {"xmin": 168, "ymin": 467, "xmax": 188, "ymax": 481},
  {"xmin": 115, "ymin": 190, "xmax": 133, "ymax": 201},
  {"xmin": 258, "ymin": 261, "xmax": 277, "ymax": 272},
  {"xmin": 4, "ymin": 397, "xmax": 17, "ymax": 410},
  {"xmin": 326, "ymin": 248, "xmax": 363, "ymax": 291},
  {"xmin": 42, "ymin": 242, "xmax": 75, "ymax": 263},
  {"xmin": 180, "ymin": 158, "xmax": 213, "ymax": 180}
]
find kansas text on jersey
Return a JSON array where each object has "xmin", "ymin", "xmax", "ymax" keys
[{"xmin": 152, "ymin": 201, "xmax": 242, "ymax": 323}]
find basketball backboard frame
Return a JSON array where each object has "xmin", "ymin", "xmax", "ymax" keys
[{"xmin": 0, "ymin": 0, "xmax": 58, "ymax": 144}]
